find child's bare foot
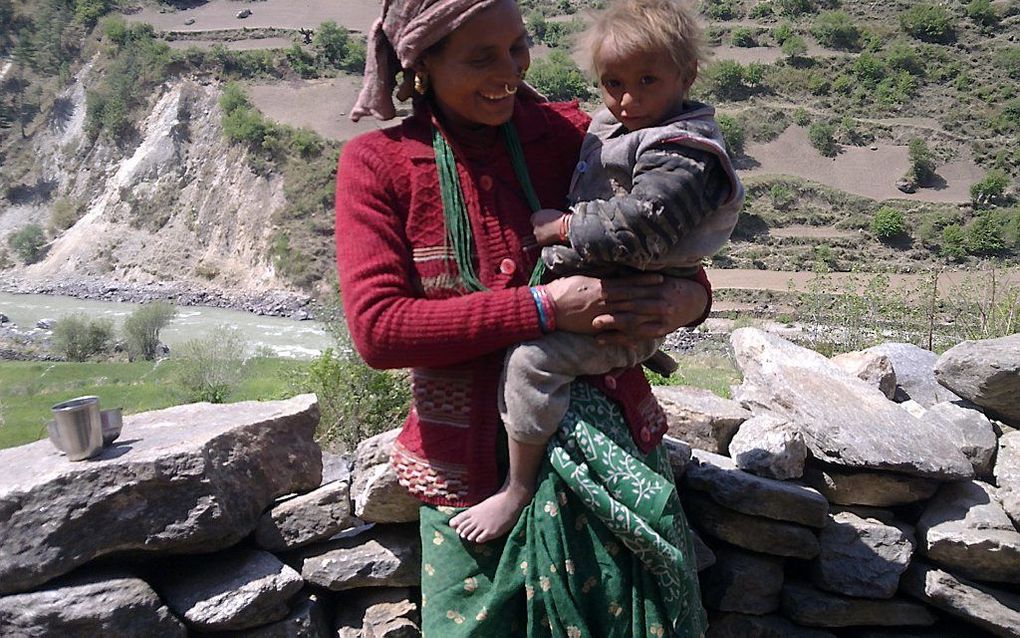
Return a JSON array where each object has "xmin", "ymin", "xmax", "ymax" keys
[{"xmin": 450, "ymin": 480, "xmax": 533, "ymax": 543}]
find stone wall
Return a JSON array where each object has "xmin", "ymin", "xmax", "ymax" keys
[{"xmin": 1, "ymin": 331, "xmax": 1017, "ymax": 637}]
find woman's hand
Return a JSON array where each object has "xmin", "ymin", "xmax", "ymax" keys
[
  {"xmin": 531, "ymin": 209, "xmax": 568, "ymax": 247},
  {"xmin": 544, "ymin": 274, "xmax": 709, "ymax": 345}
]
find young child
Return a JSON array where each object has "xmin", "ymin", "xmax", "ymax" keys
[{"xmin": 450, "ymin": 0, "xmax": 744, "ymax": 543}]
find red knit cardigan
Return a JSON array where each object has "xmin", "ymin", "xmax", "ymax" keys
[{"xmin": 335, "ymin": 97, "xmax": 712, "ymax": 507}]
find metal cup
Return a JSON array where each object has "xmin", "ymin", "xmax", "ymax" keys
[
  {"xmin": 49, "ymin": 396, "xmax": 103, "ymax": 461},
  {"xmin": 100, "ymin": 408, "xmax": 123, "ymax": 446}
]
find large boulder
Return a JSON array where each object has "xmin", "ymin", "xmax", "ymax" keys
[
  {"xmin": 686, "ymin": 450, "xmax": 828, "ymax": 527},
  {"xmin": 996, "ymin": 432, "xmax": 1020, "ymax": 527},
  {"xmin": 0, "ymin": 395, "xmax": 322, "ymax": 594},
  {"xmin": 652, "ymin": 386, "xmax": 751, "ymax": 453},
  {"xmin": 290, "ymin": 524, "xmax": 420, "ymax": 591},
  {"xmin": 923, "ymin": 401, "xmax": 998, "ymax": 477},
  {"xmin": 0, "ymin": 569, "xmax": 186, "ymax": 637},
  {"xmin": 811, "ymin": 511, "xmax": 914, "ymax": 599},
  {"xmin": 157, "ymin": 549, "xmax": 305, "ymax": 632},
  {"xmin": 731, "ymin": 329, "xmax": 973, "ymax": 480},
  {"xmin": 352, "ymin": 429, "xmax": 422, "ymax": 524},
  {"xmin": 935, "ymin": 334, "xmax": 1020, "ymax": 426},
  {"xmin": 917, "ymin": 480, "xmax": 1020, "ymax": 584},
  {"xmin": 831, "ymin": 350, "xmax": 897, "ymax": 400},
  {"xmin": 727, "ymin": 413, "xmax": 808, "ymax": 480},
  {"xmin": 901, "ymin": 561, "xmax": 1020, "ymax": 638},
  {"xmin": 864, "ymin": 342, "xmax": 961, "ymax": 407},
  {"xmin": 802, "ymin": 465, "xmax": 938, "ymax": 507},
  {"xmin": 781, "ymin": 582, "xmax": 935, "ymax": 628}
]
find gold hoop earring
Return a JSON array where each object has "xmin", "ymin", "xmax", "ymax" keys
[{"xmin": 414, "ymin": 72, "xmax": 428, "ymax": 95}]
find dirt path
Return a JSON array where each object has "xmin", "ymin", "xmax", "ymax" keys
[
  {"xmin": 769, "ymin": 225, "xmax": 856, "ymax": 239},
  {"xmin": 166, "ymin": 37, "xmax": 295, "ymax": 51},
  {"xmin": 123, "ymin": 0, "xmax": 381, "ymax": 34},
  {"xmin": 740, "ymin": 125, "xmax": 984, "ymax": 203},
  {"xmin": 708, "ymin": 267, "xmax": 1020, "ymax": 296}
]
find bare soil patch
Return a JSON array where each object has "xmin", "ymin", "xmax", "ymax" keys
[
  {"xmin": 769, "ymin": 225, "xmax": 856, "ymax": 239},
  {"xmin": 741, "ymin": 125, "xmax": 984, "ymax": 203},
  {"xmin": 707, "ymin": 267, "xmax": 1020, "ymax": 296},
  {"xmin": 123, "ymin": 0, "xmax": 380, "ymax": 34},
  {"xmin": 166, "ymin": 37, "xmax": 294, "ymax": 51},
  {"xmin": 246, "ymin": 76, "xmax": 391, "ymax": 142}
]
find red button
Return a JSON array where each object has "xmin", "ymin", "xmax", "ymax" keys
[
  {"xmin": 603, "ymin": 375, "xmax": 617, "ymax": 390},
  {"xmin": 499, "ymin": 258, "xmax": 516, "ymax": 275},
  {"xmin": 479, "ymin": 175, "xmax": 494, "ymax": 191},
  {"xmin": 640, "ymin": 428, "xmax": 651, "ymax": 442}
]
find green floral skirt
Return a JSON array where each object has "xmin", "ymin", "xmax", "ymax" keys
[{"xmin": 420, "ymin": 382, "xmax": 707, "ymax": 637}]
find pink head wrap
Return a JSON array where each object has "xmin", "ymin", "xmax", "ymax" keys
[{"xmin": 350, "ymin": 0, "xmax": 540, "ymax": 122}]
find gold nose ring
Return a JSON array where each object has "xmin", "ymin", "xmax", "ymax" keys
[{"xmin": 505, "ymin": 84, "xmax": 518, "ymax": 95}]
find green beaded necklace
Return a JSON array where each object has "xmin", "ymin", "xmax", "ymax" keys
[{"xmin": 432, "ymin": 122, "xmax": 547, "ymax": 292}]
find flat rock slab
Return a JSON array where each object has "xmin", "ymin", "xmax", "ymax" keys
[
  {"xmin": 996, "ymin": 432, "xmax": 1020, "ymax": 528},
  {"xmin": 864, "ymin": 342, "xmax": 961, "ymax": 407},
  {"xmin": 917, "ymin": 480, "xmax": 1020, "ymax": 584},
  {"xmin": 652, "ymin": 385, "xmax": 750, "ymax": 453},
  {"xmin": 687, "ymin": 449, "xmax": 828, "ymax": 527},
  {"xmin": 256, "ymin": 478, "xmax": 358, "ymax": 552},
  {"xmin": 935, "ymin": 334, "xmax": 1020, "ymax": 426},
  {"xmin": 158, "ymin": 549, "xmax": 304, "ymax": 631},
  {"xmin": 0, "ymin": 395, "xmax": 322, "ymax": 594},
  {"xmin": 706, "ymin": 613, "xmax": 836, "ymax": 638},
  {"xmin": 335, "ymin": 587, "xmax": 420, "ymax": 638},
  {"xmin": 901, "ymin": 561, "xmax": 1020, "ymax": 638},
  {"xmin": 924, "ymin": 401, "xmax": 998, "ymax": 477},
  {"xmin": 811, "ymin": 511, "xmax": 915, "ymax": 599},
  {"xmin": 727, "ymin": 413, "xmax": 808, "ymax": 480},
  {"xmin": 0, "ymin": 569, "xmax": 186, "ymax": 637},
  {"xmin": 701, "ymin": 547, "xmax": 785, "ymax": 614},
  {"xmin": 208, "ymin": 591, "xmax": 332, "ymax": 638},
  {"xmin": 802, "ymin": 465, "xmax": 938, "ymax": 507},
  {"xmin": 685, "ymin": 492, "xmax": 820, "ymax": 559},
  {"xmin": 781, "ymin": 582, "xmax": 935, "ymax": 628},
  {"xmin": 291, "ymin": 524, "xmax": 420, "ymax": 591},
  {"xmin": 732, "ymin": 329, "xmax": 973, "ymax": 480},
  {"xmin": 353, "ymin": 429, "xmax": 422, "ymax": 524}
]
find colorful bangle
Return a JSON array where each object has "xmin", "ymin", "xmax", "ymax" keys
[{"xmin": 530, "ymin": 286, "xmax": 557, "ymax": 333}]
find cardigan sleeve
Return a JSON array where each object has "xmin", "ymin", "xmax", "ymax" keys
[{"xmin": 335, "ymin": 136, "xmax": 544, "ymax": 370}]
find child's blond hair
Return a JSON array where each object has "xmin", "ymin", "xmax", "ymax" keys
[{"xmin": 578, "ymin": 0, "xmax": 706, "ymax": 82}]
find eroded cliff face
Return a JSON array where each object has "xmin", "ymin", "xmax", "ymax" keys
[{"xmin": 3, "ymin": 60, "xmax": 291, "ymax": 295}]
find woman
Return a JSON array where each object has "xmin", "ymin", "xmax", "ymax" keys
[{"xmin": 337, "ymin": 0, "xmax": 708, "ymax": 635}]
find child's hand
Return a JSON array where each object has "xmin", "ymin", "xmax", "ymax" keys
[{"xmin": 531, "ymin": 209, "xmax": 570, "ymax": 247}]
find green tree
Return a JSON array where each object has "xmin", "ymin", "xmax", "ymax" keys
[
  {"xmin": 811, "ymin": 11, "xmax": 861, "ymax": 50},
  {"xmin": 528, "ymin": 50, "xmax": 591, "ymax": 101},
  {"xmin": 781, "ymin": 35, "xmax": 808, "ymax": 61},
  {"xmin": 900, "ymin": 4, "xmax": 955, "ymax": 44},
  {"xmin": 74, "ymin": 0, "xmax": 111, "ymax": 26},
  {"xmin": 172, "ymin": 329, "xmax": 249, "ymax": 403},
  {"xmin": 966, "ymin": 214, "xmax": 1004, "ymax": 255},
  {"xmin": 908, "ymin": 138, "xmax": 936, "ymax": 185},
  {"xmin": 123, "ymin": 301, "xmax": 177, "ymax": 361},
  {"xmin": 313, "ymin": 21, "xmax": 350, "ymax": 68},
  {"xmin": 970, "ymin": 169, "xmax": 1010, "ymax": 207},
  {"xmin": 704, "ymin": 59, "xmax": 747, "ymax": 99},
  {"xmin": 808, "ymin": 121, "xmax": 837, "ymax": 156},
  {"xmin": 717, "ymin": 114, "xmax": 744, "ymax": 157},
  {"xmin": 870, "ymin": 206, "xmax": 906, "ymax": 240},
  {"xmin": 53, "ymin": 314, "xmax": 114, "ymax": 361},
  {"xmin": 7, "ymin": 224, "xmax": 46, "ymax": 264}
]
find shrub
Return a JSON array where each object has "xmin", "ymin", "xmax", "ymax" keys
[
  {"xmin": 851, "ymin": 53, "xmax": 887, "ymax": 86},
  {"xmin": 705, "ymin": 0, "xmax": 740, "ymax": 20},
  {"xmin": 900, "ymin": 4, "xmax": 955, "ymax": 44},
  {"xmin": 50, "ymin": 197, "xmax": 84, "ymax": 230},
  {"xmin": 528, "ymin": 50, "xmax": 592, "ymax": 101},
  {"xmin": 770, "ymin": 183, "xmax": 797, "ymax": 209},
  {"xmin": 996, "ymin": 47, "xmax": 1020, "ymax": 81},
  {"xmin": 703, "ymin": 59, "xmax": 749, "ymax": 98},
  {"xmin": 970, "ymin": 169, "xmax": 1010, "ymax": 207},
  {"xmin": 526, "ymin": 12, "xmax": 547, "ymax": 40},
  {"xmin": 792, "ymin": 107, "xmax": 810, "ymax": 126},
  {"xmin": 123, "ymin": 301, "xmax": 177, "ymax": 361},
  {"xmin": 731, "ymin": 27, "xmax": 756, "ymax": 47},
  {"xmin": 172, "ymin": 329, "xmax": 249, "ymax": 403},
  {"xmin": 908, "ymin": 138, "xmax": 936, "ymax": 185},
  {"xmin": 775, "ymin": 0, "xmax": 813, "ymax": 17},
  {"xmin": 966, "ymin": 0, "xmax": 999, "ymax": 28},
  {"xmin": 750, "ymin": 2, "xmax": 773, "ymax": 19},
  {"xmin": 870, "ymin": 206, "xmax": 906, "ymax": 240},
  {"xmin": 940, "ymin": 224, "xmax": 966, "ymax": 260},
  {"xmin": 883, "ymin": 41, "xmax": 924, "ymax": 76},
  {"xmin": 717, "ymin": 114, "xmax": 745, "ymax": 156},
  {"xmin": 313, "ymin": 21, "xmax": 350, "ymax": 68},
  {"xmin": 773, "ymin": 21, "xmax": 795, "ymax": 45},
  {"xmin": 811, "ymin": 11, "xmax": 860, "ymax": 50},
  {"xmin": 808, "ymin": 121, "xmax": 837, "ymax": 156},
  {"xmin": 7, "ymin": 224, "xmax": 46, "ymax": 264},
  {"xmin": 967, "ymin": 214, "xmax": 1005, "ymax": 255},
  {"xmin": 53, "ymin": 314, "xmax": 114, "ymax": 361},
  {"xmin": 74, "ymin": 0, "xmax": 112, "ymax": 26},
  {"xmin": 781, "ymin": 35, "xmax": 808, "ymax": 60}
]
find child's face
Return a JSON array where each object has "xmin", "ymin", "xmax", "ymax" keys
[{"xmin": 596, "ymin": 47, "xmax": 694, "ymax": 131}]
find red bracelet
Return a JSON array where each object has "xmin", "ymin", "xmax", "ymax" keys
[
  {"xmin": 531, "ymin": 285, "xmax": 558, "ymax": 333},
  {"xmin": 558, "ymin": 214, "xmax": 572, "ymax": 244}
]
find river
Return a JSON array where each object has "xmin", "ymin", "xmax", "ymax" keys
[{"xmin": 0, "ymin": 292, "xmax": 333, "ymax": 359}]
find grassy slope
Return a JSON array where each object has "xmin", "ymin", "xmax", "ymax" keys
[{"xmin": 0, "ymin": 357, "xmax": 307, "ymax": 449}]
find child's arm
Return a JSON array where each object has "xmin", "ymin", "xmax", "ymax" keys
[
  {"xmin": 531, "ymin": 208, "xmax": 570, "ymax": 247},
  {"xmin": 566, "ymin": 143, "xmax": 731, "ymax": 268}
]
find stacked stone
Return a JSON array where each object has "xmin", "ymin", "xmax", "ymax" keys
[
  {"xmin": 0, "ymin": 395, "xmax": 422, "ymax": 638},
  {"xmin": 657, "ymin": 329, "xmax": 1020, "ymax": 637}
]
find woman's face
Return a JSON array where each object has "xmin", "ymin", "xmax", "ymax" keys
[{"xmin": 419, "ymin": 0, "xmax": 530, "ymax": 130}]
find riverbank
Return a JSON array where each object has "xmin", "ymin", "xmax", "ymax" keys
[{"xmin": 0, "ymin": 274, "xmax": 316, "ymax": 319}]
